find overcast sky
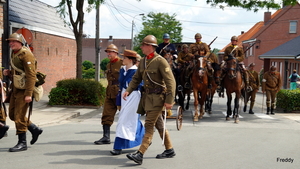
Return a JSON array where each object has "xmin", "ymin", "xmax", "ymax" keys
[{"xmin": 39, "ymin": 0, "xmax": 279, "ymax": 49}]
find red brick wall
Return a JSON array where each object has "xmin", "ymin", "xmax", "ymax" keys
[{"xmin": 31, "ymin": 31, "xmax": 76, "ymax": 94}]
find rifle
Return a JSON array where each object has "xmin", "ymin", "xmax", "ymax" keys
[
  {"xmin": 243, "ymin": 42, "xmax": 256, "ymax": 54},
  {"xmin": 208, "ymin": 36, "xmax": 218, "ymax": 48}
]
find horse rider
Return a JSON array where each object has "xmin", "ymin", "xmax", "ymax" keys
[
  {"xmin": 177, "ymin": 44, "xmax": 194, "ymax": 88},
  {"xmin": 94, "ymin": 44, "xmax": 123, "ymax": 145},
  {"xmin": 218, "ymin": 36, "xmax": 252, "ymax": 96},
  {"xmin": 247, "ymin": 63, "xmax": 260, "ymax": 114},
  {"xmin": 156, "ymin": 33, "xmax": 178, "ymax": 68},
  {"xmin": 262, "ymin": 66, "xmax": 282, "ymax": 115},
  {"xmin": 123, "ymin": 35, "xmax": 176, "ymax": 165},
  {"xmin": 188, "ymin": 33, "xmax": 214, "ymax": 89}
]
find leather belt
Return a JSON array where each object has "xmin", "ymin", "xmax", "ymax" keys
[{"xmin": 141, "ymin": 87, "xmax": 164, "ymax": 94}]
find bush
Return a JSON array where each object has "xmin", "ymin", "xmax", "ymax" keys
[
  {"xmin": 49, "ymin": 78, "xmax": 106, "ymax": 106},
  {"xmin": 276, "ymin": 89, "xmax": 300, "ymax": 112}
]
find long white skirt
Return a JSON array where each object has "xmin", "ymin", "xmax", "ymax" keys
[{"xmin": 116, "ymin": 88, "xmax": 141, "ymax": 141}]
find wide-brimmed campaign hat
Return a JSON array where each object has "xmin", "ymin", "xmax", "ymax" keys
[{"xmin": 121, "ymin": 49, "xmax": 138, "ymax": 58}]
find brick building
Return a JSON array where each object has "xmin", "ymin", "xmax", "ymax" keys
[
  {"xmin": 2, "ymin": 0, "xmax": 76, "ymax": 94},
  {"xmin": 220, "ymin": 3, "xmax": 300, "ymax": 89}
]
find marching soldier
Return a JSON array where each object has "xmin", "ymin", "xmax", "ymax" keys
[
  {"xmin": 94, "ymin": 44, "xmax": 122, "ymax": 145},
  {"xmin": 0, "ymin": 69, "xmax": 9, "ymax": 139},
  {"xmin": 247, "ymin": 63, "xmax": 260, "ymax": 114},
  {"xmin": 262, "ymin": 66, "xmax": 282, "ymax": 115},
  {"xmin": 189, "ymin": 33, "xmax": 214, "ymax": 88},
  {"xmin": 123, "ymin": 35, "xmax": 176, "ymax": 165},
  {"xmin": 219, "ymin": 36, "xmax": 252, "ymax": 95},
  {"xmin": 3, "ymin": 33, "xmax": 43, "ymax": 152}
]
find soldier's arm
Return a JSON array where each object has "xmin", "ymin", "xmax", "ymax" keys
[
  {"xmin": 204, "ymin": 43, "xmax": 211, "ymax": 57},
  {"xmin": 236, "ymin": 48, "xmax": 245, "ymax": 62},
  {"xmin": 20, "ymin": 51, "xmax": 36, "ymax": 97},
  {"xmin": 126, "ymin": 64, "xmax": 142, "ymax": 94},
  {"xmin": 158, "ymin": 59, "xmax": 176, "ymax": 105}
]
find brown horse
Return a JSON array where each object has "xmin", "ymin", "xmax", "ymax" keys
[
  {"xmin": 205, "ymin": 63, "xmax": 221, "ymax": 114},
  {"xmin": 191, "ymin": 56, "xmax": 208, "ymax": 121},
  {"xmin": 223, "ymin": 56, "xmax": 244, "ymax": 123}
]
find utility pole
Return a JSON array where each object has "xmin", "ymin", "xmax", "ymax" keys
[
  {"xmin": 131, "ymin": 13, "xmax": 144, "ymax": 50},
  {"xmin": 95, "ymin": 4, "xmax": 100, "ymax": 81}
]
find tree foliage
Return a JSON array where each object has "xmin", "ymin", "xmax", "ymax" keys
[
  {"xmin": 205, "ymin": 0, "xmax": 299, "ymax": 12},
  {"xmin": 82, "ymin": 60, "xmax": 94, "ymax": 70},
  {"xmin": 100, "ymin": 58, "xmax": 110, "ymax": 71},
  {"xmin": 133, "ymin": 12, "xmax": 182, "ymax": 54}
]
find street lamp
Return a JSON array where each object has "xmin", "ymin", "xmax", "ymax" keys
[{"xmin": 131, "ymin": 13, "xmax": 144, "ymax": 50}]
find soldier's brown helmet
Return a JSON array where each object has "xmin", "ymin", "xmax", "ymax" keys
[
  {"xmin": 249, "ymin": 63, "xmax": 255, "ymax": 67},
  {"xmin": 6, "ymin": 33, "xmax": 23, "ymax": 44},
  {"xmin": 142, "ymin": 35, "xmax": 158, "ymax": 47},
  {"xmin": 231, "ymin": 36, "xmax": 238, "ymax": 41},
  {"xmin": 105, "ymin": 44, "xmax": 118, "ymax": 53},
  {"xmin": 182, "ymin": 44, "xmax": 188, "ymax": 49},
  {"xmin": 195, "ymin": 33, "xmax": 202, "ymax": 39},
  {"xmin": 270, "ymin": 66, "xmax": 276, "ymax": 71}
]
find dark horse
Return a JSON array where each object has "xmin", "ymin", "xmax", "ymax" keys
[
  {"xmin": 177, "ymin": 63, "xmax": 192, "ymax": 111},
  {"xmin": 191, "ymin": 56, "xmax": 208, "ymax": 121},
  {"xmin": 223, "ymin": 56, "xmax": 244, "ymax": 123},
  {"xmin": 205, "ymin": 63, "xmax": 221, "ymax": 114}
]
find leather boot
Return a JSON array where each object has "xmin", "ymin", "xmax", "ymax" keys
[
  {"xmin": 28, "ymin": 123, "xmax": 43, "ymax": 145},
  {"xmin": 156, "ymin": 148, "xmax": 176, "ymax": 159},
  {"xmin": 94, "ymin": 125, "xmax": 111, "ymax": 144},
  {"xmin": 110, "ymin": 149, "xmax": 122, "ymax": 155},
  {"xmin": 9, "ymin": 133, "xmax": 27, "ymax": 152},
  {"xmin": 0, "ymin": 121, "xmax": 9, "ymax": 139},
  {"xmin": 249, "ymin": 109, "xmax": 254, "ymax": 114},
  {"xmin": 266, "ymin": 107, "xmax": 270, "ymax": 115},
  {"xmin": 126, "ymin": 151, "xmax": 143, "ymax": 165},
  {"xmin": 271, "ymin": 107, "xmax": 275, "ymax": 115}
]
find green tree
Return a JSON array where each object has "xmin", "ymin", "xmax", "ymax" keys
[
  {"xmin": 82, "ymin": 60, "xmax": 93, "ymax": 70},
  {"xmin": 205, "ymin": 0, "xmax": 298, "ymax": 12},
  {"xmin": 56, "ymin": 0, "xmax": 104, "ymax": 79},
  {"xmin": 100, "ymin": 58, "xmax": 110, "ymax": 71},
  {"xmin": 133, "ymin": 12, "xmax": 182, "ymax": 54}
]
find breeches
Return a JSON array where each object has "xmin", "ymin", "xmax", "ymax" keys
[
  {"xmin": 9, "ymin": 89, "xmax": 32, "ymax": 134},
  {"xmin": 139, "ymin": 110, "xmax": 173, "ymax": 154},
  {"xmin": 266, "ymin": 90, "xmax": 277, "ymax": 108},
  {"xmin": 249, "ymin": 91, "xmax": 257, "ymax": 109},
  {"xmin": 101, "ymin": 97, "xmax": 117, "ymax": 126},
  {"xmin": 0, "ymin": 106, "xmax": 5, "ymax": 122}
]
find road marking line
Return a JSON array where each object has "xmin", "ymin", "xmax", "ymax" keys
[
  {"xmin": 41, "ymin": 108, "xmax": 66, "ymax": 112},
  {"xmin": 254, "ymin": 113, "xmax": 275, "ymax": 119}
]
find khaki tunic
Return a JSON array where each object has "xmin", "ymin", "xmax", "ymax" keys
[
  {"xmin": 207, "ymin": 53, "xmax": 219, "ymax": 64},
  {"xmin": 224, "ymin": 45, "xmax": 244, "ymax": 62},
  {"xmin": 101, "ymin": 57, "xmax": 122, "ymax": 126},
  {"xmin": 248, "ymin": 70, "xmax": 260, "ymax": 90},
  {"xmin": 9, "ymin": 46, "xmax": 37, "ymax": 134},
  {"xmin": 189, "ymin": 42, "xmax": 210, "ymax": 57},
  {"xmin": 177, "ymin": 51, "xmax": 192, "ymax": 65},
  {"xmin": 262, "ymin": 71, "xmax": 282, "ymax": 92},
  {"xmin": 127, "ymin": 52, "xmax": 176, "ymax": 111}
]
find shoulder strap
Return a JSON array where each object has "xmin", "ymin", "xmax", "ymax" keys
[
  {"xmin": 143, "ymin": 55, "xmax": 166, "ymax": 88},
  {"xmin": 159, "ymin": 43, "xmax": 170, "ymax": 55},
  {"xmin": 10, "ymin": 58, "xmax": 25, "ymax": 74}
]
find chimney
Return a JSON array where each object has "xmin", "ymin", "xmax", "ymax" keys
[
  {"xmin": 241, "ymin": 31, "xmax": 244, "ymax": 34},
  {"xmin": 264, "ymin": 12, "xmax": 271, "ymax": 25}
]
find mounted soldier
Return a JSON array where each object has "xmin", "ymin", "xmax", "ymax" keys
[
  {"xmin": 218, "ymin": 36, "xmax": 252, "ymax": 97},
  {"xmin": 156, "ymin": 33, "xmax": 178, "ymax": 70},
  {"xmin": 188, "ymin": 33, "xmax": 214, "ymax": 89}
]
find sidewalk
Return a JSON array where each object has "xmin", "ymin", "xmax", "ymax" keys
[{"xmin": 5, "ymin": 95, "xmax": 102, "ymax": 129}]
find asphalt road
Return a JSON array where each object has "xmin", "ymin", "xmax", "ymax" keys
[{"xmin": 1, "ymin": 93, "xmax": 300, "ymax": 169}]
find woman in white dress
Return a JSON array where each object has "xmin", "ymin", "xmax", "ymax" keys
[{"xmin": 110, "ymin": 49, "xmax": 144, "ymax": 155}]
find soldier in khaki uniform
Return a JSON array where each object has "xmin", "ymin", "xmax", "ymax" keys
[
  {"xmin": 0, "ymin": 69, "xmax": 9, "ymax": 139},
  {"xmin": 3, "ymin": 33, "xmax": 43, "ymax": 152},
  {"xmin": 177, "ymin": 44, "xmax": 193, "ymax": 88},
  {"xmin": 94, "ymin": 44, "xmax": 122, "ymax": 145},
  {"xmin": 262, "ymin": 66, "xmax": 282, "ymax": 115},
  {"xmin": 219, "ymin": 36, "xmax": 252, "ymax": 96},
  {"xmin": 123, "ymin": 35, "xmax": 176, "ymax": 165},
  {"xmin": 246, "ymin": 63, "xmax": 260, "ymax": 114},
  {"xmin": 189, "ymin": 33, "xmax": 214, "ymax": 88}
]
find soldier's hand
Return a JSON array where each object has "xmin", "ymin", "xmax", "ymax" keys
[
  {"xmin": 164, "ymin": 103, "xmax": 173, "ymax": 110},
  {"xmin": 3, "ymin": 69, "xmax": 10, "ymax": 76},
  {"xmin": 25, "ymin": 96, "xmax": 32, "ymax": 103},
  {"xmin": 122, "ymin": 92, "xmax": 129, "ymax": 101}
]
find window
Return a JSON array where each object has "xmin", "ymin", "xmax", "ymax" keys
[{"xmin": 289, "ymin": 21, "xmax": 297, "ymax": 33}]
